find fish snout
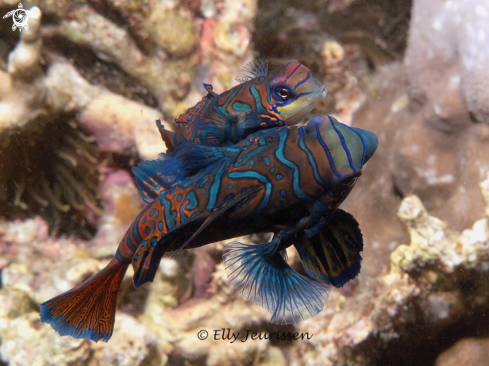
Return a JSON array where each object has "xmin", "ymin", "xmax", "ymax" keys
[
  {"xmin": 316, "ymin": 85, "xmax": 327, "ymax": 98},
  {"xmin": 351, "ymin": 127, "xmax": 378, "ymax": 164}
]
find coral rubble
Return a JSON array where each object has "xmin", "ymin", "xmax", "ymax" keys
[{"xmin": 287, "ymin": 175, "xmax": 489, "ymax": 366}]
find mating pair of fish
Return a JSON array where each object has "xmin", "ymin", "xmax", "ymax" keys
[{"xmin": 40, "ymin": 60, "xmax": 378, "ymax": 342}]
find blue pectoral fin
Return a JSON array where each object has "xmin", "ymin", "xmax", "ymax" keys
[
  {"xmin": 223, "ymin": 241, "xmax": 330, "ymax": 324},
  {"xmin": 170, "ymin": 139, "xmax": 239, "ymax": 174},
  {"xmin": 294, "ymin": 209, "xmax": 363, "ymax": 289}
]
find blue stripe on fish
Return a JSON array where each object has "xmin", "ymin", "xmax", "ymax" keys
[
  {"xmin": 342, "ymin": 123, "xmax": 367, "ymax": 168},
  {"xmin": 329, "ymin": 116, "xmax": 356, "ymax": 175},
  {"xmin": 315, "ymin": 123, "xmax": 340, "ymax": 178},
  {"xmin": 284, "ymin": 63, "xmax": 302, "ymax": 83},
  {"xmin": 298, "ymin": 127, "xmax": 334, "ymax": 197},
  {"xmin": 294, "ymin": 71, "xmax": 311, "ymax": 90}
]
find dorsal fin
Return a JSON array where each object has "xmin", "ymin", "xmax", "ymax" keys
[
  {"xmin": 156, "ymin": 119, "xmax": 177, "ymax": 153},
  {"xmin": 235, "ymin": 59, "xmax": 268, "ymax": 84},
  {"xmin": 203, "ymin": 83, "xmax": 218, "ymax": 98},
  {"xmin": 132, "ymin": 153, "xmax": 186, "ymax": 203},
  {"xmin": 132, "ymin": 140, "xmax": 240, "ymax": 203}
]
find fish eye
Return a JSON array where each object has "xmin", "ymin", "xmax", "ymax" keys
[{"xmin": 274, "ymin": 87, "xmax": 293, "ymax": 102}]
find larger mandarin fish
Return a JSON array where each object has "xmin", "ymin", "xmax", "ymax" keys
[
  {"xmin": 160, "ymin": 60, "xmax": 327, "ymax": 151},
  {"xmin": 40, "ymin": 115, "xmax": 377, "ymax": 342}
]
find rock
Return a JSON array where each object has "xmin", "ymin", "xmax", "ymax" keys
[
  {"xmin": 0, "ymin": 310, "xmax": 164, "ymax": 366},
  {"xmin": 90, "ymin": 170, "xmax": 144, "ymax": 257},
  {"xmin": 142, "ymin": 261, "xmax": 271, "ymax": 362},
  {"xmin": 287, "ymin": 176, "xmax": 489, "ymax": 366},
  {"xmin": 0, "ymin": 217, "xmax": 167, "ymax": 366},
  {"xmin": 0, "ymin": 312, "xmax": 93, "ymax": 366},
  {"xmin": 343, "ymin": 0, "xmax": 489, "ymax": 276},
  {"xmin": 435, "ymin": 338, "xmax": 489, "ymax": 366},
  {"xmin": 144, "ymin": 6, "xmax": 197, "ymax": 57}
]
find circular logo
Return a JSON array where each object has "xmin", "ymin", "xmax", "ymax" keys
[
  {"xmin": 197, "ymin": 330, "xmax": 208, "ymax": 340},
  {"xmin": 12, "ymin": 9, "xmax": 28, "ymax": 29}
]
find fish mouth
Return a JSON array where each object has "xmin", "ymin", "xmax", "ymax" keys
[{"xmin": 316, "ymin": 85, "xmax": 327, "ymax": 98}]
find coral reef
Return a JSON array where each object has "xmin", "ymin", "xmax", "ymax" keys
[
  {"xmin": 253, "ymin": 0, "xmax": 412, "ymax": 122},
  {"xmin": 1, "ymin": 0, "xmax": 489, "ymax": 365},
  {"xmin": 287, "ymin": 175, "xmax": 489, "ymax": 366},
  {"xmin": 0, "ymin": 0, "xmax": 257, "ymax": 237},
  {"xmin": 1, "ymin": 176, "xmax": 488, "ymax": 365},
  {"xmin": 342, "ymin": 0, "xmax": 489, "ymax": 279}
]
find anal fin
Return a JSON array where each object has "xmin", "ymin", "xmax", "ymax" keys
[{"xmin": 132, "ymin": 233, "xmax": 178, "ymax": 288}]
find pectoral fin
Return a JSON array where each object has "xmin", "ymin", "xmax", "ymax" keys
[
  {"xmin": 132, "ymin": 158, "xmax": 174, "ymax": 203},
  {"xmin": 294, "ymin": 209, "xmax": 363, "ymax": 288},
  {"xmin": 223, "ymin": 241, "xmax": 330, "ymax": 324},
  {"xmin": 170, "ymin": 185, "xmax": 264, "ymax": 258}
]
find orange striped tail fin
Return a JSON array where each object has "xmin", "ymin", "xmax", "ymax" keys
[{"xmin": 40, "ymin": 258, "xmax": 129, "ymax": 342}]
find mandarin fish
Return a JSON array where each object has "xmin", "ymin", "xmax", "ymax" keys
[
  {"xmin": 159, "ymin": 60, "xmax": 326, "ymax": 152},
  {"xmin": 40, "ymin": 115, "xmax": 377, "ymax": 342}
]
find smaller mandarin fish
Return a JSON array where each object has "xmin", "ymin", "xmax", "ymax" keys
[
  {"xmin": 40, "ymin": 115, "xmax": 377, "ymax": 342},
  {"xmin": 160, "ymin": 60, "xmax": 326, "ymax": 151}
]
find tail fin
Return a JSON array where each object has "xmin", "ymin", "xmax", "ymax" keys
[
  {"xmin": 40, "ymin": 258, "xmax": 128, "ymax": 342},
  {"xmin": 223, "ymin": 241, "xmax": 330, "ymax": 325}
]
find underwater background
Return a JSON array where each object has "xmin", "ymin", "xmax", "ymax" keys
[{"xmin": 1, "ymin": 0, "xmax": 489, "ymax": 365}]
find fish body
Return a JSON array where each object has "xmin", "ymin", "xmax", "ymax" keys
[
  {"xmin": 162, "ymin": 61, "xmax": 326, "ymax": 150},
  {"xmin": 40, "ymin": 115, "xmax": 378, "ymax": 341}
]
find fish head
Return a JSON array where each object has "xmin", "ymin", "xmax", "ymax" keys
[
  {"xmin": 305, "ymin": 115, "xmax": 378, "ymax": 197},
  {"xmin": 267, "ymin": 62, "xmax": 326, "ymax": 126}
]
